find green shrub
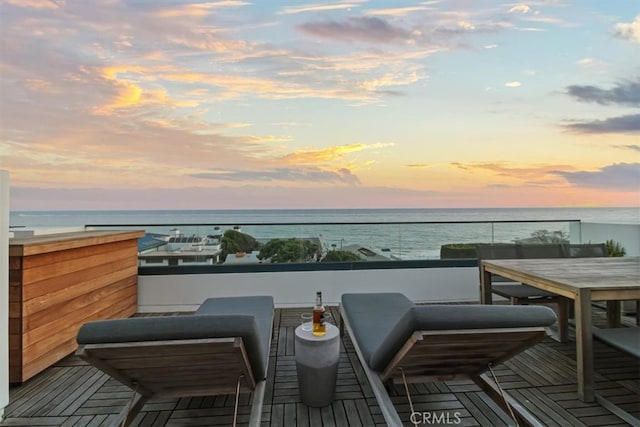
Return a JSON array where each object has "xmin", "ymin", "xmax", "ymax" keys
[
  {"xmin": 440, "ymin": 243, "xmax": 479, "ymax": 259},
  {"xmin": 258, "ymin": 238, "xmax": 320, "ymax": 263},
  {"xmin": 321, "ymin": 250, "xmax": 362, "ymax": 262},
  {"xmin": 605, "ymin": 240, "xmax": 626, "ymax": 257}
]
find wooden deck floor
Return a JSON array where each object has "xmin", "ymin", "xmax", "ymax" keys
[{"xmin": 2, "ymin": 306, "xmax": 639, "ymax": 427}]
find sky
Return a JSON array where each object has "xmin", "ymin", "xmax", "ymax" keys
[{"xmin": 1, "ymin": 0, "xmax": 639, "ymax": 210}]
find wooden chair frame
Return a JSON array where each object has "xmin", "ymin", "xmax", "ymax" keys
[
  {"xmin": 77, "ymin": 337, "xmax": 267, "ymax": 427},
  {"xmin": 340, "ymin": 305, "xmax": 548, "ymax": 427}
]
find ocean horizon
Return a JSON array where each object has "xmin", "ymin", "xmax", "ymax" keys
[{"xmin": 9, "ymin": 206, "xmax": 640, "ymax": 226}]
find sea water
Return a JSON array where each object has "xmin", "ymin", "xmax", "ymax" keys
[{"xmin": 9, "ymin": 207, "xmax": 639, "ymax": 259}]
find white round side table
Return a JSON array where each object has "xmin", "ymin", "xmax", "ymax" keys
[{"xmin": 294, "ymin": 323, "xmax": 340, "ymax": 407}]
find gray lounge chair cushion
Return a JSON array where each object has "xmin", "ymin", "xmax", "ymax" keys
[
  {"xmin": 342, "ymin": 293, "xmax": 558, "ymax": 371},
  {"xmin": 341, "ymin": 293, "xmax": 414, "ymax": 371},
  {"xmin": 196, "ymin": 295, "xmax": 274, "ymax": 372},
  {"xmin": 409, "ymin": 304, "xmax": 557, "ymax": 331},
  {"xmin": 77, "ymin": 295, "xmax": 274, "ymax": 380},
  {"xmin": 366, "ymin": 304, "xmax": 557, "ymax": 370},
  {"xmin": 593, "ymin": 327, "xmax": 640, "ymax": 358},
  {"xmin": 491, "ymin": 284, "xmax": 559, "ymax": 299}
]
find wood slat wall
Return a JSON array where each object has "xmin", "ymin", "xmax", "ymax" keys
[{"xmin": 9, "ymin": 230, "xmax": 144, "ymax": 383}]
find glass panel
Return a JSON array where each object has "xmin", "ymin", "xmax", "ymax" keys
[{"xmin": 84, "ymin": 219, "xmax": 581, "ymax": 267}]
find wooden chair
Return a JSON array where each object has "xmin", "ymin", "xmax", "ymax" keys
[
  {"xmin": 340, "ymin": 293, "xmax": 557, "ymax": 427},
  {"xmin": 565, "ymin": 243, "xmax": 607, "ymax": 257},
  {"xmin": 477, "ymin": 244, "xmax": 571, "ymax": 342},
  {"xmin": 76, "ymin": 296, "xmax": 274, "ymax": 427}
]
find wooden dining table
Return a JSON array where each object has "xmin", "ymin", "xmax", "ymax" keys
[{"xmin": 479, "ymin": 256, "xmax": 640, "ymax": 402}]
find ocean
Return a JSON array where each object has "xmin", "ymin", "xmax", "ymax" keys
[{"xmin": 9, "ymin": 207, "xmax": 639, "ymax": 259}]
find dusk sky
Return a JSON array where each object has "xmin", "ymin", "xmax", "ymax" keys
[{"xmin": 1, "ymin": 0, "xmax": 639, "ymax": 210}]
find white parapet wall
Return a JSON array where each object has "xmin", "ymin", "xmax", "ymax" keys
[
  {"xmin": 138, "ymin": 266, "xmax": 479, "ymax": 312},
  {"xmin": 1, "ymin": 171, "xmax": 9, "ymax": 419}
]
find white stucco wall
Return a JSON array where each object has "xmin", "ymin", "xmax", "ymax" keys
[
  {"xmin": 1, "ymin": 171, "xmax": 9, "ymax": 419},
  {"xmin": 138, "ymin": 266, "xmax": 479, "ymax": 312}
]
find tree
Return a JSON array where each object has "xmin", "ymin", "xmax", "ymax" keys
[
  {"xmin": 258, "ymin": 238, "xmax": 320, "ymax": 263},
  {"xmin": 528, "ymin": 229, "xmax": 568, "ymax": 244},
  {"xmin": 321, "ymin": 250, "xmax": 362, "ymax": 262},
  {"xmin": 221, "ymin": 229, "xmax": 260, "ymax": 261}
]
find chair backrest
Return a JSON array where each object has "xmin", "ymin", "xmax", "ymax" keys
[
  {"xmin": 516, "ymin": 243, "xmax": 565, "ymax": 258},
  {"xmin": 566, "ymin": 243, "xmax": 607, "ymax": 257},
  {"xmin": 476, "ymin": 244, "xmax": 519, "ymax": 282},
  {"xmin": 476, "ymin": 244, "xmax": 518, "ymax": 260}
]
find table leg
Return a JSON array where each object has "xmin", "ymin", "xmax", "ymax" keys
[
  {"xmin": 480, "ymin": 265, "xmax": 493, "ymax": 305},
  {"xmin": 575, "ymin": 290, "xmax": 594, "ymax": 402},
  {"xmin": 606, "ymin": 301, "xmax": 621, "ymax": 327},
  {"xmin": 557, "ymin": 298, "xmax": 569, "ymax": 343}
]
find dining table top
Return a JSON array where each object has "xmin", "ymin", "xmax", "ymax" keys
[{"xmin": 481, "ymin": 256, "xmax": 640, "ymax": 294}]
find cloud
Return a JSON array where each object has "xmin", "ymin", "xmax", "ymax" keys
[
  {"xmin": 279, "ymin": 143, "xmax": 371, "ymax": 164},
  {"xmin": 576, "ymin": 57, "xmax": 607, "ymax": 72},
  {"xmin": 155, "ymin": 1, "xmax": 250, "ymax": 18},
  {"xmin": 366, "ymin": 6, "xmax": 430, "ymax": 16},
  {"xmin": 279, "ymin": 2, "xmax": 366, "ymax": 15},
  {"xmin": 562, "ymin": 114, "xmax": 640, "ymax": 134},
  {"xmin": 295, "ymin": 12, "xmax": 510, "ymax": 48},
  {"xmin": 3, "ymin": 0, "xmax": 59, "ymax": 10},
  {"xmin": 613, "ymin": 15, "xmax": 640, "ymax": 43},
  {"xmin": 190, "ymin": 166, "xmax": 361, "ymax": 184},
  {"xmin": 551, "ymin": 163, "xmax": 640, "ymax": 191},
  {"xmin": 523, "ymin": 15, "xmax": 573, "ymax": 27},
  {"xmin": 451, "ymin": 162, "xmax": 572, "ymax": 181},
  {"xmin": 297, "ymin": 16, "xmax": 412, "ymax": 44},
  {"xmin": 565, "ymin": 78, "xmax": 640, "ymax": 107},
  {"xmin": 504, "ymin": 81, "xmax": 522, "ymax": 87},
  {"xmin": 614, "ymin": 144, "xmax": 640, "ymax": 153},
  {"xmin": 453, "ymin": 161, "xmax": 640, "ymax": 195},
  {"xmin": 458, "ymin": 21, "xmax": 475, "ymax": 30},
  {"xmin": 509, "ymin": 4, "xmax": 532, "ymax": 14},
  {"xmin": 576, "ymin": 58, "xmax": 599, "ymax": 67},
  {"xmin": 562, "ymin": 78, "xmax": 640, "ymax": 134}
]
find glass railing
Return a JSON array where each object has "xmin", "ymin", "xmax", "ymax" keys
[{"xmin": 84, "ymin": 219, "xmax": 581, "ymax": 270}]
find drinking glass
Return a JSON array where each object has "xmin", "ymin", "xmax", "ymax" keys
[{"xmin": 300, "ymin": 313, "xmax": 313, "ymax": 331}]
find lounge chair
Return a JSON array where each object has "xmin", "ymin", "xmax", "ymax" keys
[
  {"xmin": 592, "ymin": 326, "xmax": 640, "ymax": 425},
  {"xmin": 76, "ymin": 295, "xmax": 274, "ymax": 427},
  {"xmin": 340, "ymin": 293, "xmax": 557, "ymax": 427}
]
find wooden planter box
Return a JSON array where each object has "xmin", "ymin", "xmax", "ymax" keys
[{"xmin": 9, "ymin": 230, "xmax": 144, "ymax": 383}]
